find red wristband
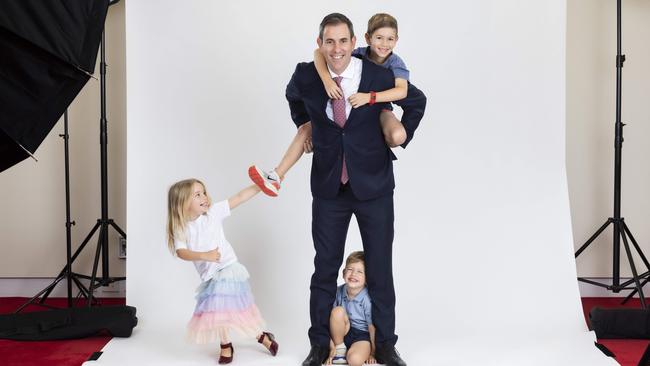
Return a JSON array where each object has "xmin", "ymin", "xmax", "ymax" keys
[{"xmin": 369, "ymin": 91, "xmax": 377, "ymax": 105}]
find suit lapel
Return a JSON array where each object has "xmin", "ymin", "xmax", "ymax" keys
[
  {"xmin": 304, "ymin": 77, "xmax": 335, "ymax": 125},
  {"xmin": 307, "ymin": 78, "xmax": 340, "ymax": 127},
  {"xmin": 357, "ymin": 59, "xmax": 372, "ymax": 93}
]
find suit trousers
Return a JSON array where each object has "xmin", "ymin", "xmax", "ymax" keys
[{"xmin": 308, "ymin": 184, "xmax": 397, "ymax": 347}]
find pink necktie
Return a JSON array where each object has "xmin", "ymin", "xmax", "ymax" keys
[{"xmin": 331, "ymin": 77, "xmax": 349, "ymax": 184}]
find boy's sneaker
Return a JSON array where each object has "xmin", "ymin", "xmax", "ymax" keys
[
  {"xmin": 331, "ymin": 354, "xmax": 347, "ymax": 365},
  {"xmin": 248, "ymin": 165, "xmax": 281, "ymax": 197},
  {"xmin": 331, "ymin": 344, "xmax": 347, "ymax": 365}
]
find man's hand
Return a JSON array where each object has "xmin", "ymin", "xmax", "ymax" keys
[
  {"xmin": 349, "ymin": 92, "xmax": 370, "ymax": 108},
  {"xmin": 203, "ymin": 248, "xmax": 221, "ymax": 262},
  {"xmin": 324, "ymin": 78, "xmax": 343, "ymax": 100},
  {"xmin": 366, "ymin": 354, "xmax": 377, "ymax": 364}
]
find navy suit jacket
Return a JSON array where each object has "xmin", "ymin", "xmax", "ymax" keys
[{"xmin": 286, "ymin": 59, "xmax": 426, "ymax": 200}]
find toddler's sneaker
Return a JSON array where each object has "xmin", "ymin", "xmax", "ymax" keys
[
  {"xmin": 248, "ymin": 165, "xmax": 281, "ymax": 197},
  {"xmin": 331, "ymin": 354, "xmax": 347, "ymax": 365},
  {"xmin": 331, "ymin": 343, "xmax": 347, "ymax": 365}
]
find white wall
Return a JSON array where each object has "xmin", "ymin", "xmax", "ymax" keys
[
  {"xmin": 0, "ymin": 1, "xmax": 126, "ymax": 279},
  {"xmin": 567, "ymin": 0, "xmax": 650, "ymax": 278}
]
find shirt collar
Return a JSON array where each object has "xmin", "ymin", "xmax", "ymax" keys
[
  {"xmin": 328, "ymin": 56, "xmax": 361, "ymax": 81},
  {"xmin": 342, "ymin": 284, "xmax": 368, "ymax": 302}
]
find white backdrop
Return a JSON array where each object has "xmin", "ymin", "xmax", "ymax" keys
[{"xmin": 91, "ymin": 1, "xmax": 617, "ymax": 365}]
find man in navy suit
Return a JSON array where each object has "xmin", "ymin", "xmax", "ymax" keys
[{"xmin": 287, "ymin": 13, "xmax": 425, "ymax": 366}]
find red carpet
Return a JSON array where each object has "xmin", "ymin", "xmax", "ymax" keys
[
  {"xmin": 582, "ymin": 297, "xmax": 650, "ymax": 366},
  {"xmin": 0, "ymin": 297, "xmax": 648, "ymax": 365},
  {"xmin": 0, "ymin": 297, "xmax": 125, "ymax": 366}
]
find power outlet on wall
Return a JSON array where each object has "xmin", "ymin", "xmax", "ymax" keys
[
  {"xmin": 101, "ymin": 281, "xmax": 121, "ymax": 293},
  {"xmin": 118, "ymin": 237, "xmax": 126, "ymax": 259}
]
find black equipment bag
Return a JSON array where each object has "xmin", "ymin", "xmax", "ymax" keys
[
  {"xmin": 589, "ymin": 306, "xmax": 650, "ymax": 339},
  {"xmin": 0, "ymin": 305, "xmax": 137, "ymax": 341}
]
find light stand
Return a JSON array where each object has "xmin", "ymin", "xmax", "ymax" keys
[
  {"xmin": 574, "ymin": 0, "xmax": 650, "ymax": 308},
  {"xmin": 16, "ymin": 2, "xmax": 125, "ymax": 311}
]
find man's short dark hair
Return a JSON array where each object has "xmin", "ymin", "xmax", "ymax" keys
[{"xmin": 319, "ymin": 13, "xmax": 354, "ymax": 40}]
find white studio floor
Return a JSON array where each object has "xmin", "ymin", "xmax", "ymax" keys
[{"xmin": 85, "ymin": 316, "xmax": 617, "ymax": 366}]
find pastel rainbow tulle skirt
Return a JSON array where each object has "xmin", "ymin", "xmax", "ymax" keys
[{"xmin": 187, "ymin": 261, "xmax": 265, "ymax": 344}]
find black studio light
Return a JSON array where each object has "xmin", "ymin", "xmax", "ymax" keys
[
  {"xmin": 0, "ymin": 0, "xmax": 127, "ymax": 311},
  {"xmin": 0, "ymin": 0, "xmax": 109, "ymax": 171},
  {"xmin": 0, "ymin": 0, "xmax": 137, "ymax": 343}
]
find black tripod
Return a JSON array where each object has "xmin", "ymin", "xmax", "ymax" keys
[
  {"xmin": 16, "ymin": 28, "xmax": 126, "ymax": 312},
  {"xmin": 574, "ymin": 0, "xmax": 650, "ymax": 309}
]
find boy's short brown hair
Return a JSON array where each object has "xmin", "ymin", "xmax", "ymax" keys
[
  {"xmin": 345, "ymin": 251, "xmax": 365, "ymax": 267},
  {"xmin": 367, "ymin": 13, "xmax": 398, "ymax": 36}
]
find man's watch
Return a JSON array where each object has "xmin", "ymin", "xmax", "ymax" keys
[{"xmin": 369, "ymin": 91, "xmax": 377, "ymax": 105}]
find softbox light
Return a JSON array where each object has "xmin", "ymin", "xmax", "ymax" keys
[{"xmin": 0, "ymin": 0, "xmax": 109, "ymax": 172}]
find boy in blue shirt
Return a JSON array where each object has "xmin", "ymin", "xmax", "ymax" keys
[{"xmin": 327, "ymin": 251, "xmax": 376, "ymax": 366}]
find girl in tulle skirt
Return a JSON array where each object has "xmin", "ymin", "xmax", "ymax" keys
[{"xmin": 166, "ymin": 178, "xmax": 279, "ymax": 364}]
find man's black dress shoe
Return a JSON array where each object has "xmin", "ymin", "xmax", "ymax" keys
[
  {"xmin": 302, "ymin": 344, "xmax": 329, "ymax": 366},
  {"xmin": 375, "ymin": 344, "xmax": 407, "ymax": 366}
]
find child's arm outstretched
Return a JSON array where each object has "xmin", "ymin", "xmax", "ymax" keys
[
  {"xmin": 315, "ymin": 48, "xmax": 408, "ymax": 106},
  {"xmin": 349, "ymin": 78, "xmax": 408, "ymax": 108},
  {"xmin": 314, "ymin": 49, "xmax": 343, "ymax": 99},
  {"xmin": 228, "ymin": 184, "xmax": 262, "ymax": 210}
]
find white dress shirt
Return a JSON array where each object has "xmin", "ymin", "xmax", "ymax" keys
[{"xmin": 325, "ymin": 57, "xmax": 363, "ymax": 121}]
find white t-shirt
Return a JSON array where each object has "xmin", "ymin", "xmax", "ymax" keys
[{"xmin": 174, "ymin": 200, "xmax": 238, "ymax": 281}]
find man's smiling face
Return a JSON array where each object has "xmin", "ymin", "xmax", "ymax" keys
[{"xmin": 317, "ymin": 23, "xmax": 356, "ymax": 75}]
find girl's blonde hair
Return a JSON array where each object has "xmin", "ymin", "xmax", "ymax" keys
[
  {"xmin": 367, "ymin": 13, "xmax": 398, "ymax": 36},
  {"xmin": 166, "ymin": 178, "xmax": 211, "ymax": 254}
]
